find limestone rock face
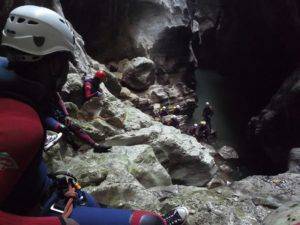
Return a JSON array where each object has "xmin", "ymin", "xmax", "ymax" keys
[
  {"xmin": 263, "ymin": 201, "xmax": 300, "ymax": 225},
  {"xmin": 153, "ymin": 173, "xmax": 300, "ymax": 225},
  {"xmin": 119, "ymin": 57, "xmax": 155, "ymax": 91},
  {"xmin": 60, "ymin": 0, "xmax": 196, "ymax": 73},
  {"xmin": 47, "ymin": 145, "xmax": 168, "ymax": 210},
  {"xmin": 248, "ymin": 69, "xmax": 300, "ymax": 172},
  {"xmin": 106, "ymin": 124, "xmax": 216, "ymax": 186}
]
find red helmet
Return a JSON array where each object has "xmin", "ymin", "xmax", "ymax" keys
[{"xmin": 95, "ymin": 70, "xmax": 106, "ymax": 80}]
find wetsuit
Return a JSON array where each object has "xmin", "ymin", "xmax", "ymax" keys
[
  {"xmin": 0, "ymin": 57, "xmax": 167, "ymax": 225},
  {"xmin": 168, "ymin": 118, "xmax": 180, "ymax": 129},
  {"xmin": 43, "ymin": 92, "xmax": 98, "ymax": 149},
  {"xmin": 202, "ymin": 105, "xmax": 214, "ymax": 130},
  {"xmin": 83, "ymin": 77, "xmax": 103, "ymax": 101}
]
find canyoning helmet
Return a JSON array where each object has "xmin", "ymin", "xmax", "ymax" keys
[
  {"xmin": 1, "ymin": 5, "xmax": 76, "ymax": 62},
  {"xmin": 95, "ymin": 70, "xmax": 107, "ymax": 80},
  {"xmin": 200, "ymin": 121, "xmax": 206, "ymax": 126},
  {"xmin": 176, "ymin": 105, "xmax": 180, "ymax": 109},
  {"xmin": 162, "ymin": 106, "xmax": 167, "ymax": 110},
  {"xmin": 205, "ymin": 102, "xmax": 210, "ymax": 106},
  {"xmin": 193, "ymin": 123, "xmax": 198, "ymax": 127}
]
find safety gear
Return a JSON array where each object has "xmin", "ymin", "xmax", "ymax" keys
[
  {"xmin": 176, "ymin": 105, "xmax": 180, "ymax": 109},
  {"xmin": 162, "ymin": 106, "xmax": 167, "ymax": 110},
  {"xmin": 205, "ymin": 102, "xmax": 210, "ymax": 106},
  {"xmin": 200, "ymin": 121, "xmax": 206, "ymax": 125},
  {"xmin": 93, "ymin": 143, "xmax": 112, "ymax": 153},
  {"xmin": 44, "ymin": 132, "xmax": 63, "ymax": 151},
  {"xmin": 94, "ymin": 70, "xmax": 107, "ymax": 80},
  {"xmin": 1, "ymin": 5, "xmax": 75, "ymax": 61},
  {"xmin": 163, "ymin": 206, "xmax": 189, "ymax": 225},
  {"xmin": 193, "ymin": 123, "xmax": 198, "ymax": 127}
]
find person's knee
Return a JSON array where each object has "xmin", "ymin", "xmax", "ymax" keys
[{"xmin": 130, "ymin": 211, "xmax": 165, "ymax": 225}]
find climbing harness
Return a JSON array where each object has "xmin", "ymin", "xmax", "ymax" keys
[{"xmin": 45, "ymin": 171, "xmax": 86, "ymax": 218}]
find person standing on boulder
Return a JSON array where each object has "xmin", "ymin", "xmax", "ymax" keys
[{"xmin": 0, "ymin": 5, "xmax": 189, "ymax": 225}]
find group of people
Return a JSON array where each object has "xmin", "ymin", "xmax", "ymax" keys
[
  {"xmin": 155, "ymin": 101, "xmax": 215, "ymax": 143},
  {"xmin": 156, "ymin": 105, "xmax": 181, "ymax": 129},
  {"xmin": 0, "ymin": 5, "xmax": 188, "ymax": 225},
  {"xmin": 189, "ymin": 102, "xmax": 215, "ymax": 142}
]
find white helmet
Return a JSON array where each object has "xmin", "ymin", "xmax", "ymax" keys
[
  {"xmin": 1, "ymin": 5, "xmax": 75, "ymax": 61},
  {"xmin": 206, "ymin": 102, "xmax": 210, "ymax": 106}
]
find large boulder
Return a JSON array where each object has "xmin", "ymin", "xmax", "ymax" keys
[
  {"xmin": 263, "ymin": 201, "xmax": 300, "ymax": 225},
  {"xmin": 153, "ymin": 173, "xmax": 300, "ymax": 225},
  {"xmin": 106, "ymin": 124, "xmax": 216, "ymax": 186},
  {"xmin": 46, "ymin": 145, "xmax": 169, "ymax": 210},
  {"xmin": 119, "ymin": 57, "xmax": 155, "ymax": 91}
]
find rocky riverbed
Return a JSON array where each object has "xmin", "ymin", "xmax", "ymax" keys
[{"xmin": 1, "ymin": 0, "xmax": 300, "ymax": 224}]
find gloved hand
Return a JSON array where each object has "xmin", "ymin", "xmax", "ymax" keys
[
  {"xmin": 93, "ymin": 143, "xmax": 112, "ymax": 153},
  {"xmin": 94, "ymin": 91, "xmax": 103, "ymax": 98}
]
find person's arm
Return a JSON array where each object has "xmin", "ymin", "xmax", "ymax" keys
[{"xmin": 56, "ymin": 92, "xmax": 69, "ymax": 117}]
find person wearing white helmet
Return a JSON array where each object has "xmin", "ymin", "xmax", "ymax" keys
[
  {"xmin": 159, "ymin": 105, "xmax": 168, "ymax": 117},
  {"xmin": 188, "ymin": 123, "xmax": 199, "ymax": 137},
  {"xmin": 0, "ymin": 5, "xmax": 189, "ymax": 225},
  {"xmin": 197, "ymin": 120, "xmax": 210, "ymax": 142},
  {"xmin": 202, "ymin": 101, "xmax": 214, "ymax": 130},
  {"xmin": 168, "ymin": 114, "xmax": 180, "ymax": 128},
  {"xmin": 172, "ymin": 104, "xmax": 181, "ymax": 115}
]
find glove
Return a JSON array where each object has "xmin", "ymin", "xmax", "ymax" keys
[{"xmin": 93, "ymin": 143, "xmax": 112, "ymax": 153}]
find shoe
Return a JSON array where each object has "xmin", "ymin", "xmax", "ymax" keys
[
  {"xmin": 163, "ymin": 206, "xmax": 189, "ymax": 225},
  {"xmin": 44, "ymin": 133, "xmax": 63, "ymax": 151},
  {"xmin": 93, "ymin": 143, "xmax": 112, "ymax": 153}
]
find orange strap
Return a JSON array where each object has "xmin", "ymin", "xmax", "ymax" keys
[{"xmin": 62, "ymin": 184, "xmax": 77, "ymax": 218}]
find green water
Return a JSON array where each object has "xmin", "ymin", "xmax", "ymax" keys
[{"xmin": 192, "ymin": 69, "xmax": 246, "ymax": 149}]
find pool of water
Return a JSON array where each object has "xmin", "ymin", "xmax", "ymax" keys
[{"xmin": 192, "ymin": 69, "xmax": 247, "ymax": 150}]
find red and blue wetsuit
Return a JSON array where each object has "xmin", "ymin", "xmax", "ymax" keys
[
  {"xmin": 83, "ymin": 76, "xmax": 103, "ymax": 101},
  {"xmin": 0, "ymin": 57, "xmax": 166, "ymax": 225},
  {"xmin": 43, "ymin": 92, "xmax": 97, "ymax": 149}
]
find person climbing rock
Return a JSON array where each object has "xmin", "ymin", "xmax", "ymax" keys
[
  {"xmin": 168, "ymin": 115, "xmax": 180, "ymax": 129},
  {"xmin": 172, "ymin": 105, "xmax": 181, "ymax": 115},
  {"xmin": 43, "ymin": 92, "xmax": 111, "ymax": 153},
  {"xmin": 83, "ymin": 70, "xmax": 107, "ymax": 101},
  {"xmin": 159, "ymin": 106, "xmax": 169, "ymax": 117},
  {"xmin": 202, "ymin": 102, "xmax": 214, "ymax": 130},
  {"xmin": 188, "ymin": 123, "xmax": 199, "ymax": 137},
  {"xmin": 0, "ymin": 5, "xmax": 189, "ymax": 225},
  {"xmin": 44, "ymin": 132, "xmax": 63, "ymax": 151},
  {"xmin": 197, "ymin": 121, "xmax": 210, "ymax": 142}
]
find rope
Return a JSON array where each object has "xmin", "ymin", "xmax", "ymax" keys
[{"xmin": 62, "ymin": 183, "xmax": 77, "ymax": 218}]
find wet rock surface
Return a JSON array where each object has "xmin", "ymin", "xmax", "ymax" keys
[{"xmin": 1, "ymin": 1, "xmax": 300, "ymax": 224}]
